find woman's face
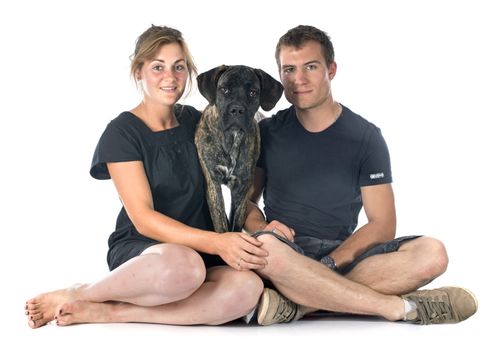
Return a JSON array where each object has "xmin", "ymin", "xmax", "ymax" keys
[{"xmin": 138, "ymin": 43, "xmax": 188, "ymax": 107}]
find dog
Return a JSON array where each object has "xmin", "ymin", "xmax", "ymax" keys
[{"xmin": 195, "ymin": 65, "xmax": 283, "ymax": 232}]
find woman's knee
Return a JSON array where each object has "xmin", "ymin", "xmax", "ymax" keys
[
  {"xmin": 235, "ymin": 271, "xmax": 264, "ymax": 308},
  {"xmin": 152, "ymin": 244, "xmax": 206, "ymax": 297},
  {"xmin": 211, "ymin": 269, "xmax": 263, "ymax": 323}
]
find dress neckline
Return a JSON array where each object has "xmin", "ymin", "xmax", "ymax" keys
[{"xmin": 125, "ymin": 110, "xmax": 182, "ymax": 134}]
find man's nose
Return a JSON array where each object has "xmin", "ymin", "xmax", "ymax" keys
[{"xmin": 293, "ymin": 70, "xmax": 308, "ymax": 84}]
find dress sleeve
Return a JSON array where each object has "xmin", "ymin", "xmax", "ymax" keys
[
  {"xmin": 90, "ymin": 122, "xmax": 142, "ymax": 180},
  {"xmin": 358, "ymin": 126, "xmax": 392, "ymax": 187}
]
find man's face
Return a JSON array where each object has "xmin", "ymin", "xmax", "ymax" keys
[{"xmin": 278, "ymin": 41, "xmax": 336, "ymax": 111}]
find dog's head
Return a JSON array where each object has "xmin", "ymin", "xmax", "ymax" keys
[{"xmin": 197, "ymin": 65, "xmax": 283, "ymax": 132}]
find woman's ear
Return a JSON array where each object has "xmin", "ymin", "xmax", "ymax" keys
[{"xmin": 134, "ymin": 67, "xmax": 142, "ymax": 82}]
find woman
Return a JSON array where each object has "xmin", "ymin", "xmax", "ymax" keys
[{"xmin": 25, "ymin": 25, "xmax": 266, "ymax": 328}]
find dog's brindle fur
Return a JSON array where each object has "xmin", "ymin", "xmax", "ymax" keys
[{"xmin": 195, "ymin": 65, "xmax": 283, "ymax": 232}]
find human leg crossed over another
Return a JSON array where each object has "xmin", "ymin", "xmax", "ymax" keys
[
  {"xmin": 251, "ymin": 232, "xmax": 477, "ymax": 325},
  {"xmin": 25, "ymin": 241, "xmax": 263, "ymax": 327}
]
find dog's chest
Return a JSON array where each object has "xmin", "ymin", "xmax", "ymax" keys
[{"xmin": 213, "ymin": 131, "xmax": 245, "ymax": 185}]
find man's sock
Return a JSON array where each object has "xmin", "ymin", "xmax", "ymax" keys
[{"xmin": 403, "ymin": 299, "xmax": 417, "ymax": 319}]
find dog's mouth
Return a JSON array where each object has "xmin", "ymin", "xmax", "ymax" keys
[
  {"xmin": 221, "ymin": 116, "xmax": 253, "ymax": 133},
  {"xmin": 223, "ymin": 124, "xmax": 246, "ymax": 133}
]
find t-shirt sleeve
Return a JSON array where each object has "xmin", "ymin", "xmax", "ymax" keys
[
  {"xmin": 180, "ymin": 104, "xmax": 202, "ymax": 135},
  {"xmin": 90, "ymin": 122, "xmax": 142, "ymax": 180},
  {"xmin": 358, "ymin": 126, "xmax": 392, "ymax": 186},
  {"xmin": 256, "ymin": 118, "xmax": 269, "ymax": 169}
]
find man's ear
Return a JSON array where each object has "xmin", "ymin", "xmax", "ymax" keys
[
  {"xmin": 328, "ymin": 61, "xmax": 337, "ymax": 80},
  {"xmin": 254, "ymin": 69, "xmax": 284, "ymax": 111},
  {"xmin": 197, "ymin": 65, "xmax": 228, "ymax": 104}
]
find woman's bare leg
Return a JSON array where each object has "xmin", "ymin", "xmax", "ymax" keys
[
  {"xmin": 26, "ymin": 243, "xmax": 206, "ymax": 328},
  {"xmin": 53, "ymin": 266, "xmax": 263, "ymax": 326}
]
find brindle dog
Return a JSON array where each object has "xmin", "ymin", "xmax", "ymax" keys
[{"xmin": 195, "ymin": 65, "xmax": 283, "ymax": 232}]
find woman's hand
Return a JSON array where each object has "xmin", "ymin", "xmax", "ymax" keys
[
  {"xmin": 261, "ymin": 220, "xmax": 295, "ymax": 242},
  {"xmin": 215, "ymin": 232, "xmax": 269, "ymax": 270}
]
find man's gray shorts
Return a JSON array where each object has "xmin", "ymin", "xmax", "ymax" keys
[{"xmin": 252, "ymin": 231, "xmax": 420, "ymax": 275}]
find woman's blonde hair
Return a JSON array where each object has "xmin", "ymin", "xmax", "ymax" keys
[{"xmin": 130, "ymin": 25, "xmax": 197, "ymax": 93}]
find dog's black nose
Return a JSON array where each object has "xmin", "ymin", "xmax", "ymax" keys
[{"xmin": 228, "ymin": 104, "xmax": 245, "ymax": 117}]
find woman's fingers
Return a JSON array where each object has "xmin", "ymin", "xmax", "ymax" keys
[{"xmin": 238, "ymin": 234, "xmax": 268, "ymax": 256}]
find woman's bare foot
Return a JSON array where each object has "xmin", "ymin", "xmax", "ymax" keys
[
  {"xmin": 25, "ymin": 284, "xmax": 88, "ymax": 328},
  {"xmin": 55, "ymin": 300, "xmax": 119, "ymax": 326}
]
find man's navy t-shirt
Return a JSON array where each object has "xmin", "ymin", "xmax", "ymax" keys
[{"xmin": 257, "ymin": 105, "xmax": 392, "ymax": 241}]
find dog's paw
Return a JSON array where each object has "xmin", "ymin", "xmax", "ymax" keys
[
  {"xmin": 226, "ymin": 175, "xmax": 240, "ymax": 189},
  {"xmin": 214, "ymin": 165, "xmax": 229, "ymax": 182}
]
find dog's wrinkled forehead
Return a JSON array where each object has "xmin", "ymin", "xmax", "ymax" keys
[
  {"xmin": 217, "ymin": 66, "xmax": 260, "ymax": 89},
  {"xmin": 198, "ymin": 64, "xmax": 283, "ymax": 110}
]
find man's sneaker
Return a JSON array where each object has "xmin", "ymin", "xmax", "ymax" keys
[
  {"xmin": 257, "ymin": 288, "xmax": 305, "ymax": 326},
  {"xmin": 402, "ymin": 287, "xmax": 478, "ymax": 325}
]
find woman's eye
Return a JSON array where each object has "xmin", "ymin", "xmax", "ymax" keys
[
  {"xmin": 175, "ymin": 65, "xmax": 185, "ymax": 72},
  {"xmin": 152, "ymin": 65, "xmax": 163, "ymax": 72}
]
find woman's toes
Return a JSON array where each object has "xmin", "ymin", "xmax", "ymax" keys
[
  {"xmin": 59, "ymin": 301, "xmax": 78, "ymax": 316},
  {"xmin": 55, "ymin": 315, "xmax": 67, "ymax": 326},
  {"xmin": 55, "ymin": 309, "xmax": 73, "ymax": 326},
  {"xmin": 26, "ymin": 308, "xmax": 38, "ymax": 316},
  {"xmin": 28, "ymin": 318, "xmax": 39, "ymax": 329},
  {"xmin": 30, "ymin": 312, "xmax": 43, "ymax": 321},
  {"xmin": 57, "ymin": 303, "xmax": 68, "ymax": 316}
]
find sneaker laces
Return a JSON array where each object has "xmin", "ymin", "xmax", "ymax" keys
[
  {"xmin": 406, "ymin": 293, "xmax": 455, "ymax": 325},
  {"xmin": 272, "ymin": 296, "xmax": 298, "ymax": 323}
]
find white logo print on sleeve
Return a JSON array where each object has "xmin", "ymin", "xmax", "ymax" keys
[{"xmin": 369, "ymin": 172, "xmax": 385, "ymax": 180}]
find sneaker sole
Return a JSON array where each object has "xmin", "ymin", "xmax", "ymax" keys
[{"xmin": 257, "ymin": 289, "xmax": 271, "ymax": 325}]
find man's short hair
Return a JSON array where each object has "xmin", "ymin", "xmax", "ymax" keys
[{"xmin": 275, "ymin": 25, "xmax": 335, "ymax": 67}]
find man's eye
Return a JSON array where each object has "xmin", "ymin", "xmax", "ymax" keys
[{"xmin": 306, "ymin": 64, "xmax": 317, "ymax": 70}]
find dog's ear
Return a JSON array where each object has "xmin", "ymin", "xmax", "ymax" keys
[
  {"xmin": 254, "ymin": 69, "xmax": 284, "ymax": 111},
  {"xmin": 197, "ymin": 65, "xmax": 228, "ymax": 105}
]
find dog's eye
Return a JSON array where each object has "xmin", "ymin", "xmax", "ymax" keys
[
  {"xmin": 249, "ymin": 89, "xmax": 258, "ymax": 98},
  {"xmin": 220, "ymin": 87, "xmax": 230, "ymax": 95}
]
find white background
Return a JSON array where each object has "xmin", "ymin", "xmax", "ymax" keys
[{"xmin": 1, "ymin": 0, "xmax": 500, "ymax": 348}]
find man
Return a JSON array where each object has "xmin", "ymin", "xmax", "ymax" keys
[{"xmin": 244, "ymin": 25, "xmax": 477, "ymax": 325}]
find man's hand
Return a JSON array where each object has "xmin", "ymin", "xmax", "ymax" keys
[{"xmin": 261, "ymin": 220, "xmax": 295, "ymax": 242}]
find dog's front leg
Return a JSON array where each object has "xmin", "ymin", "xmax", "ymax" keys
[
  {"xmin": 205, "ymin": 177, "xmax": 229, "ymax": 233},
  {"xmin": 196, "ymin": 146, "xmax": 230, "ymax": 233},
  {"xmin": 229, "ymin": 183, "xmax": 247, "ymax": 232}
]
